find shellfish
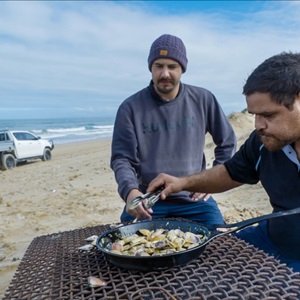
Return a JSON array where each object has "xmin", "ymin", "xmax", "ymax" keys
[
  {"xmin": 104, "ymin": 228, "xmax": 207, "ymax": 257},
  {"xmin": 88, "ymin": 276, "xmax": 107, "ymax": 287}
]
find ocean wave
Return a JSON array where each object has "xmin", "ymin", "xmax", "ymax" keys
[
  {"xmin": 40, "ymin": 126, "xmax": 114, "ymax": 143},
  {"xmin": 0, "ymin": 117, "xmax": 115, "ymax": 145},
  {"xmin": 47, "ymin": 127, "xmax": 87, "ymax": 133}
]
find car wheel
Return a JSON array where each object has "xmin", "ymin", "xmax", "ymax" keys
[
  {"xmin": 2, "ymin": 154, "xmax": 16, "ymax": 170},
  {"xmin": 42, "ymin": 148, "xmax": 52, "ymax": 161}
]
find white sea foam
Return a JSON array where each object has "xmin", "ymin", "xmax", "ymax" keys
[{"xmin": 0, "ymin": 117, "xmax": 115, "ymax": 145}]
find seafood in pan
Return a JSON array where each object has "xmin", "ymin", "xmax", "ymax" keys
[{"xmin": 103, "ymin": 228, "xmax": 208, "ymax": 256}]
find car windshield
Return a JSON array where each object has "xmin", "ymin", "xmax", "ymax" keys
[{"xmin": 13, "ymin": 132, "xmax": 38, "ymax": 141}]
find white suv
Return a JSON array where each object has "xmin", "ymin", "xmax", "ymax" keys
[{"xmin": 0, "ymin": 130, "xmax": 54, "ymax": 170}]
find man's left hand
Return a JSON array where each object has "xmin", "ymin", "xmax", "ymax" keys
[{"xmin": 189, "ymin": 192, "xmax": 211, "ymax": 201}]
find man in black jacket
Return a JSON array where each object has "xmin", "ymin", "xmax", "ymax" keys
[{"xmin": 148, "ymin": 52, "xmax": 300, "ymax": 272}]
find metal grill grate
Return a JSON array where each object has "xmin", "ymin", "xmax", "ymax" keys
[{"xmin": 4, "ymin": 224, "xmax": 300, "ymax": 300}]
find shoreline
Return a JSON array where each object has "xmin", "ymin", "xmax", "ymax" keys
[
  {"xmin": 0, "ymin": 113, "xmax": 272, "ymax": 298},
  {"xmin": 51, "ymin": 135, "xmax": 113, "ymax": 146}
]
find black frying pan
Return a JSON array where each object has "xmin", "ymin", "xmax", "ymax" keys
[{"xmin": 96, "ymin": 207, "xmax": 300, "ymax": 271}]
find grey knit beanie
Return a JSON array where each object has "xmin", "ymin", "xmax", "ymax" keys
[{"xmin": 148, "ymin": 34, "xmax": 188, "ymax": 73}]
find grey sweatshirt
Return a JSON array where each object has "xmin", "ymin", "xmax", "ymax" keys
[{"xmin": 111, "ymin": 82, "xmax": 236, "ymax": 203}]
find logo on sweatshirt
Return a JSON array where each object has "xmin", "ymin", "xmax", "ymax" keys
[{"xmin": 142, "ymin": 116, "xmax": 195, "ymax": 134}]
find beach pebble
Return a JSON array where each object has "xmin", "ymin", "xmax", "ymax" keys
[
  {"xmin": 0, "ymin": 254, "xmax": 6, "ymax": 262},
  {"xmin": 17, "ymin": 214, "xmax": 25, "ymax": 220}
]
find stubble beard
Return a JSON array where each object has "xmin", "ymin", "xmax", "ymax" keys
[
  {"xmin": 156, "ymin": 80, "xmax": 175, "ymax": 95},
  {"xmin": 259, "ymin": 133, "xmax": 294, "ymax": 152}
]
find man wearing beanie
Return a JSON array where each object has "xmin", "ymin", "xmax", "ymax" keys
[{"xmin": 111, "ymin": 34, "xmax": 236, "ymax": 224}]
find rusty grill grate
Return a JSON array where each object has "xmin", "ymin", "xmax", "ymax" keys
[{"xmin": 4, "ymin": 224, "xmax": 300, "ymax": 300}]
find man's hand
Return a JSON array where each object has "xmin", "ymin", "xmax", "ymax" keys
[
  {"xmin": 189, "ymin": 192, "xmax": 212, "ymax": 201},
  {"xmin": 126, "ymin": 189, "xmax": 153, "ymax": 221},
  {"xmin": 147, "ymin": 166, "xmax": 242, "ymax": 201},
  {"xmin": 147, "ymin": 173, "xmax": 185, "ymax": 200}
]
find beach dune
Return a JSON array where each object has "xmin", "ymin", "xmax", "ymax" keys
[{"xmin": 0, "ymin": 112, "xmax": 271, "ymax": 297}]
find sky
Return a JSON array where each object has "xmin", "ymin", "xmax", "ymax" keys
[{"xmin": 0, "ymin": 1, "xmax": 300, "ymax": 120}]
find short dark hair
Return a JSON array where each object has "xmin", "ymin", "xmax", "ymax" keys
[{"xmin": 243, "ymin": 52, "xmax": 300, "ymax": 109}]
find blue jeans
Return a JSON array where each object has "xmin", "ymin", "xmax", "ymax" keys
[
  {"xmin": 235, "ymin": 221, "xmax": 300, "ymax": 272},
  {"xmin": 120, "ymin": 197, "xmax": 224, "ymax": 226}
]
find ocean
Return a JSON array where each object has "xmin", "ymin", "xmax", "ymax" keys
[{"xmin": 0, "ymin": 117, "xmax": 115, "ymax": 145}]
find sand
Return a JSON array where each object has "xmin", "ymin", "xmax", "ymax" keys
[{"xmin": 0, "ymin": 112, "xmax": 272, "ymax": 297}]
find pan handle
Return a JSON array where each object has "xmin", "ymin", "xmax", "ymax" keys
[{"xmin": 212, "ymin": 207, "xmax": 300, "ymax": 234}]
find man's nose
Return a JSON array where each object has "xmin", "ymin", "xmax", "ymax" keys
[
  {"xmin": 160, "ymin": 67, "xmax": 170, "ymax": 78},
  {"xmin": 255, "ymin": 115, "xmax": 266, "ymax": 131}
]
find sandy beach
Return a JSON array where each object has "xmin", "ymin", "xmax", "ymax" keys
[{"xmin": 0, "ymin": 112, "xmax": 272, "ymax": 297}]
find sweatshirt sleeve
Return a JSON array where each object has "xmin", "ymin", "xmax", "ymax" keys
[
  {"xmin": 206, "ymin": 94, "xmax": 237, "ymax": 166},
  {"xmin": 110, "ymin": 105, "xmax": 140, "ymax": 201}
]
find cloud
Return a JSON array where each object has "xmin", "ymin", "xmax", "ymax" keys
[{"xmin": 0, "ymin": 1, "xmax": 299, "ymax": 119}]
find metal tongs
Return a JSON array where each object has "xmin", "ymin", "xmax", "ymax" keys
[{"xmin": 128, "ymin": 186, "xmax": 164, "ymax": 211}]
